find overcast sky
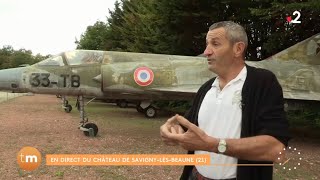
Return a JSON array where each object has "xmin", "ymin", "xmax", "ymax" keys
[{"xmin": 0, "ymin": 0, "xmax": 116, "ymax": 55}]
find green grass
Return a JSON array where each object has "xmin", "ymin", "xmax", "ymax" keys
[
  {"xmin": 68, "ymin": 99, "xmax": 165, "ymax": 133},
  {"xmin": 55, "ymin": 171, "xmax": 64, "ymax": 178},
  {"xmin": 61, "ymin": 98, "xmax": 320, "ymax": 179},
  {"xmin": 44, "ymin": 144, "xmax": 64, "ymax": 154},
  {"xmin": 95, "ymin": 168, "xmax": 127, "ymax": 180}
]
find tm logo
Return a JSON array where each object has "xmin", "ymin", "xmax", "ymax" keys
[
  {"xmin": 286, "ymin": 10, "xmax": 301, "ymax": 24},
  {"xmin": 17, "ymin": 147, "xmax": 42, "ymax": 171},
  {"xmin": 20, "ymin": 154, "xmax": 38, "ymax": 163}
]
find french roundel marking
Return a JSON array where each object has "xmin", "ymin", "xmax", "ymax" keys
[{"xmin": 134, "ymin": 67, "xmax": 154, "ymax": 86}]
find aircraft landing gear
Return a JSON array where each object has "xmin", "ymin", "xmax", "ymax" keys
[
  {"xmin": 65, "ymin": 104, "xmax": 72, "ymax": 113},
  {"xmin": 62, "ymin": 96, "xmax": 72, "ymax": 113},
  {"xmin": 136, "ymin": 101, "xmax": 157, "ymax": 118},
  {"xmin": 77, "ymin": 95, "xmax": 98, "ymax": 137},
  {"xmin": 145, "ymin": 106, "xmax": 157, "ymax": 118},
  {"xmin": 136, "ymin": 106, "xmax": 144, "ymax": 113},
  {"xmin": 117, "ymin": 100, "xmax": 128, "ymax": 108}
]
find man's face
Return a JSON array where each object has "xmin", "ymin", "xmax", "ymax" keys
[{"xmin": 203, "ymin": 27, "xmax": 235, "ymax": 74}]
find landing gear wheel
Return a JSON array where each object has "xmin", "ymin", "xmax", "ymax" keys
[
  {"xmin": 117, "ymin": 100, "xmax": 128, "ymax": 108},
  {"xmin": 145, "ymin": 106, "xmax": 157, "ymax": 118},
  {"xmin": 76, "ymin": 99, "xmax": 80, "ymax": 111},
  {"xmin": 83, "ymin": 123, "xmax": 98, "ymax": 137},
  {"xmin": 136, "ymin": 106, "xmax": 144, "ymax": 113},
  {"xmin": 65, "ymin": 104, "xmax": 72, "ymax": 113}
]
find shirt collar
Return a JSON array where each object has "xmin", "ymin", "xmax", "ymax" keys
[{"xmin": 211, "ymin": 66, "xmax": 247, "ymax": 87}]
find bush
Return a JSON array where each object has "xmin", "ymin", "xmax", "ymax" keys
[
  {"xmin": 287, "ymin": 109, "xmax": 320, "ymax": 128},
  {"xmin": 154, "ymin": 100, "xmax": 192, "ymax": 115}
]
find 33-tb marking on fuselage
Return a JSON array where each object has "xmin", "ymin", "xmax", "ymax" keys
[
  {"xmin": 29, "ymin": 73, "xmax": 80, "ymax": 88},
  {"xmin": 60, "ymin": 74, "xmax": 80, "ymax": 88}
]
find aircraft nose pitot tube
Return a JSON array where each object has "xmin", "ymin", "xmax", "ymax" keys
[{"xmin": 0, "ymin": 67, "xmax": 25, "ymax": 92}]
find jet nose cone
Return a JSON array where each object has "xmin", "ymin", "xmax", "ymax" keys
[{"xmin": 0, "ymin": 67, "xmax": 25, "ymax": 92}]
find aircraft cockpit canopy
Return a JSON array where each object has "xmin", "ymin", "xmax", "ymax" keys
[
  {"xmin": 35, "ymin": 55, "xmax": 65, "ymax": 66},
  {"xmin": 64, "ymin": 50, "xmax": 104, "ymax": 65},
  {"xmin": 34, "ymin": 50, "xmax": 105, "ymax": 67}
]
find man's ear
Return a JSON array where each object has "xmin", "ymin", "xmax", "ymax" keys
[{"xmin": 233, "ymin": 42, "xmax": 245, "ymax": 58}]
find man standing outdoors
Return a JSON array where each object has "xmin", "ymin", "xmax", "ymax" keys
[{"xmin": 160, "ymin": 21, "xmax": 290, "ymax": 180}]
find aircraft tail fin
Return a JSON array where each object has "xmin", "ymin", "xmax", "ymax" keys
[{"xmin": 265, "ymin": 33, "xmax": 320, "ymax": 65}]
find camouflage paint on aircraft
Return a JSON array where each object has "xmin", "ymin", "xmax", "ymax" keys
[{"xmin": 0, "ymin": 33, "xmax": 319, "ymax": 102}]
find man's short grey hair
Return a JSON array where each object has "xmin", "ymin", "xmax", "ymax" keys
[{"xmin": 209, "ymin": 21, "xmax": 248, "ymax": 49}]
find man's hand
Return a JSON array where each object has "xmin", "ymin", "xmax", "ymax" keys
[
  {"xmin": 160, "ymin": 115, "xmax": 185, "ymax": 146},
  {"xmin": 160, "ymin": 115, "xmax": 218, "ymax": 151},
  {"xmin": 160, "ymin": 116, "xmax": 287, "ymax": 162}
]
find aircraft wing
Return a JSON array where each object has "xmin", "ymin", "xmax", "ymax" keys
[
  {"xmin": 150, "ymin": 83, "xmax": 320, "ymax": 101},
  {"xmin": 149, "ymin": 85, "xmax": 200, "ymax": 93},
  {"xmin": 142, "ymin": 85, "xmax": 200, "ymax": 100},
  {"xmin": 283, "ymin": 90, "xmax": 320, "ymax": 101},
  {"xmin": 148, "ymin": 85, "xmax": 200, "ymax": 95}
]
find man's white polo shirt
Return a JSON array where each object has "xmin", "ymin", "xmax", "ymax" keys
[{"xmin": 195, "ymin": 66, "xmax": 247, "ymax": 179}]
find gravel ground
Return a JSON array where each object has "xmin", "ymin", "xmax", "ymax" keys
[
  {"xmin": 0, "ymin": 92, "xmax": 26, "ymax": 103},
  {"xmin": 0, "ymin": 94, "xmax": 184, "ymax": 179},
  {"xmin": 0, "ymin": 94, "xmax": 319, "ymax": 180}
]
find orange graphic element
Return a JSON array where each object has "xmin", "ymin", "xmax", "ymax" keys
[
  {"xmin": 212, "ymin": 164, "xmax": 274, "ymax": 166},
  {"xmin": 17, "ymin": 147, "xmax": 42, "ymax": 171},
  {"xmin": 46, "ymin": 154, "xmax": 210, "ymax": 166}
]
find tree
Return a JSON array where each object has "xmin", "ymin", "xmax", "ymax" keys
[
  {"xmin": 250, "ymin": 0, "xmax": 320, "ymax": 59},
  {"xmin": 0, "ymin": 46, "xmax": 48, "ymax": 69},
  {"xmin": 76, "ymin": 21, "xmax": 110, "ymax": 50},
  {"xmin": 76, "ymin": 0, "xmax": 320, "ymax": 59}
]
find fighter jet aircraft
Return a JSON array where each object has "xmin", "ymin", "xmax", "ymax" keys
[{"xmin": 0, "ymin": 33, "xmax": 319, "ymax": 137}]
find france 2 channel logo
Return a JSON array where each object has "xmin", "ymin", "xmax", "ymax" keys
[{"xmin": 286, "ymin": 10, "xmax": 301, "ymax": 24}]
